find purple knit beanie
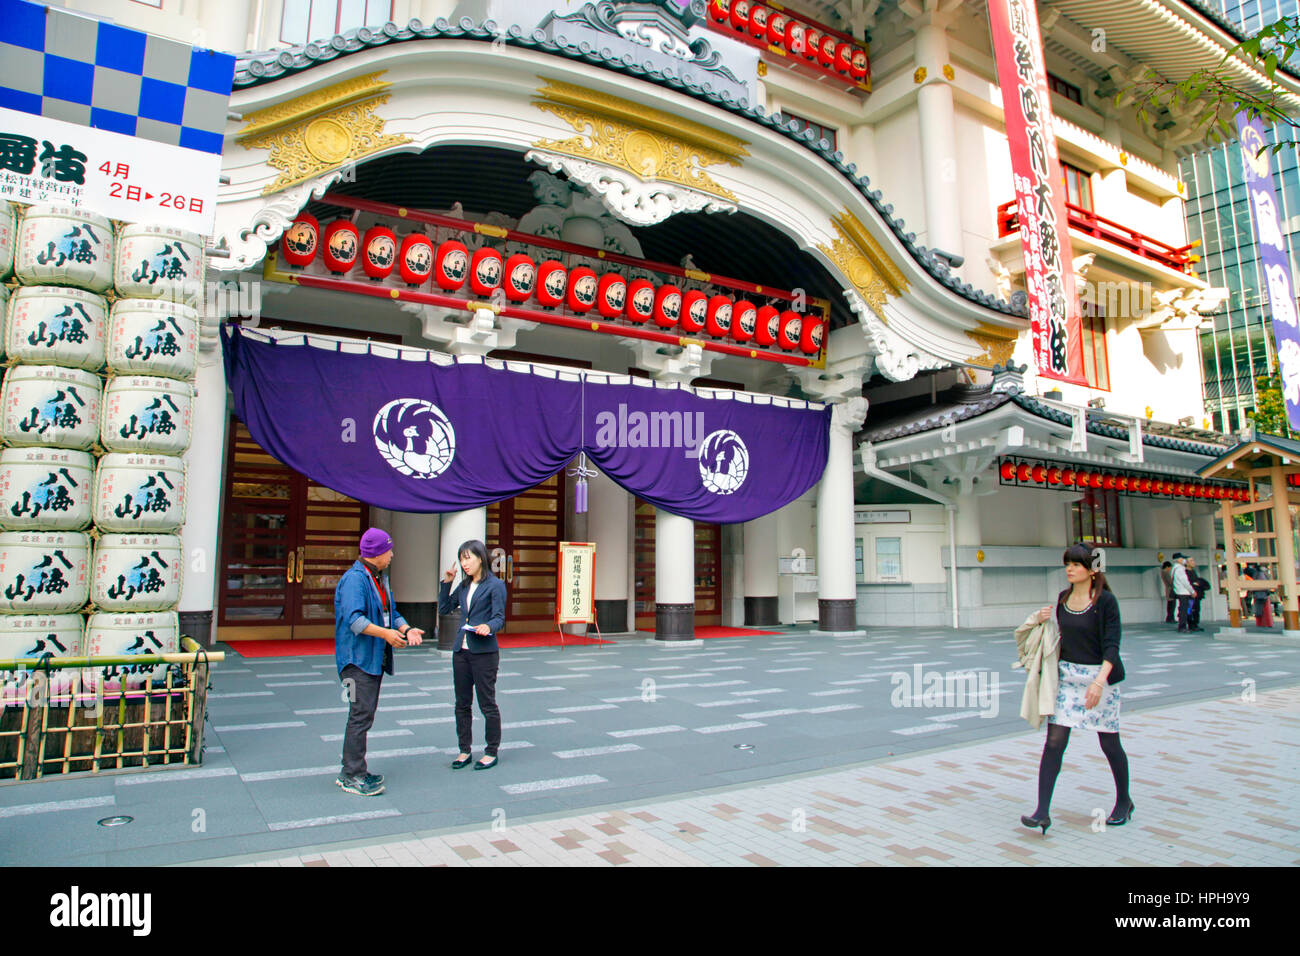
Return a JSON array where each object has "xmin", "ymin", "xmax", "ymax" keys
[{"xmin": 359, "ymin": 528, "xmax": 394, "ymax": 558}]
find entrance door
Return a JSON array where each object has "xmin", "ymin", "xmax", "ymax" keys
[
  {"xmin": 486, "ymin": 471, "xmax": 565, "ymax": 631},
  {"xmin": 218, "ymin": 419, "xmax": 370, "ymax": 640},
  {"xmin": 634, "ymin": 499, "xmax": 722, "ymax": 631}
]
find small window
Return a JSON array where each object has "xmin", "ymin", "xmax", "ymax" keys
[
  {"xmin": 281, "ymin": 0, "xmax": 393, "ymax": 45},
  {"xmin": 1061, "ymin": 161, "xmax": 1093, "ymax": 210},
  {"xmin": 1078, "ymin": 305, "xmax": 1110, "ymax": 391},
  {"xmin": 1047, "ymin": 73, "xmax": 1083, "ymax": 105},
  {"xmin": 777, "ymin": 111, "xmax": 838, "ymax": 150},
  {"xmin": 855, "ymin": 539, "xmax": 865, "ymax": 579},
  {"xmin": 875, "ymin": 537, "xmax": 902, "ymax": 581},
  {"xmin": 1071, "ymin": 489, "xmax": 1122, "ymax": 547}
]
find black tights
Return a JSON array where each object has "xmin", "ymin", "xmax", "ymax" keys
[{"xmin": 1033, "ymin": 724, "xmax": 1130, "ymax": 816}]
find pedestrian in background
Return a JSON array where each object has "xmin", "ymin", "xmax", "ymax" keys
[
  {"xmin": 334, "ymin": 528, "xmax": 424, "ymax": 796},
  {"xmin": 1160, "ymin": 560, "xmax": 1175, "ymax": 623},
  {"xmin": 1171, "ymin": 553, "xmax": 1195, "ymax": 632},
  {"xmin": 1186, "ymin": 557, "xmax": 1209, "ymax": 632},
  {"xmin": 1021, "ymin": 543, "xmax": 1130, "ymax": 835}
]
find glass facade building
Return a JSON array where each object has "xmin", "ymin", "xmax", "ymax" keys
[{"xmin": 1182, "ymin": 0, "xmax": 1300, "ymax": 433}]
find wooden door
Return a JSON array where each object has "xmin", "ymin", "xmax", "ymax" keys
[
  {"xmin": 486, "ymin": 471, "xmax": 564, "ymax": 631},
  {"xmin": 634, "ymin": 499, "xmax": 722, "ymax": 631}
]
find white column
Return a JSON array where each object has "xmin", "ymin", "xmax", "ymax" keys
[
  {"xmin": 437, "ymin": 507, "xmax": 487, "ymax": 652},
  {"xmin": 743, "ymin": 511, "xmax": 780, "ymax": 626},
  {"xmin": 914, "ymin": 15, "xmax": 963, "ymax": 262},
  {"xmin": 654, "ymin": 508, "xmax": 696, "ymax": 641},
  {"xmin": 196, "ymin": 0, "xmax": 253, "ymax": 56},
  {"xmin": 589, "ymin": 467, "xmax": 630, "ymax": 633},
  {"xmin": 815, "ymin": 399, "xmax": 868, "ymax": 634},
  {"xmin": 179, "ymin": 346, "xmax": 228, "ymax": 646},
  {"xmin": 389, "ymin": 511, "xmax": 440, "ymax": 636}
]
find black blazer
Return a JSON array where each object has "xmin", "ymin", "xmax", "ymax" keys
[{"xmin": 439, "ymin": 572, "xmax": 507, "ymax": 653}]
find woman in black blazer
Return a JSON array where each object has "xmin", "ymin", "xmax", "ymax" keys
[{"xmin": 439, "ymin": 539, "xmax": 508, "ymax": 770}]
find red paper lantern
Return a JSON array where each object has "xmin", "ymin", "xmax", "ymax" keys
[
  {"xmin": 818, "ymin": 33, "xmax": 837, "ymax": 67},
  {"xmin": 1016, "ymin": 463, "xmax": 1032, "ymax": 482},
  {"xmin": 597, "ymin": 273, "xmax": 627, "ymax": 319},
  {"xmin": 536, "ymin": 260, "xmax": 567, "ymax": 307},
  {"xmin": 730, "ymin": 0, "xmax": 751, "ymax": 31},
  {"xmin": 469, "ymin": 247, "xmax": 503, "ymax": 296},
  {"xmin": 850, "ymin": 47, "xmax": 868, "ymax": 81},
  {"xmin": 398, "ymin": 233, "xmax": 434, "ymax": 286},
  {"xmin": 1090, "ymin": 472, "xmax": 1104, "ymax": 489},
  {"xmin": 1061, "ymin": 469, "xmax": 1076, "ymax": 486},
  {"xmin": 705, "ymin": 295, "xmax": 734, "ymax": 337},
  {"xmin": 322, "ymin": 219, "xmax": 359, "ymax": 274},
  {"xmin": 1074, "ymin": 470, "xmax": 1090, "ymax": 488},
  {"xmin": 627, "ymin": 279, "xmax": 656, "ymax": 322},
  {"xmin": 654, "ymin": 285, "xmax": 682, "ymax": 328},
  {"xmin": 804, "ymin": 26, "xmax": 823, "ymax": 60},
  {"xmin": 804, "ymin": 319, "xmax": 825, "ymax": 354},
  {"xmin": 835, "ymin": 41, "xmax": 854, "ymax": 75},
  {"xmin": 1031, "ymin": 465, "xmax": 1046, "ymax": 483},
  {"xmin": 748, "ymin": 4, "xmax": 768, "ymax": 38},
  {"xmin": 361, "ymin": 225, "xmax": 397, "ymax": 280},
  {"xmin": 680, "ymin": 290, "xmax": 708, "ymax": 334},
  {"xmin": 433, "ymin": 240, "xmax": 469, "ymax": 290},
  {"xmin": 777, "ymin": 310, "xmax": 802, "ymax": 350},
  {"xmin": 709, "ymin": 0, "xmax": 730, "ymax": 23},
  {"xmin": 503, "ymin": 253, "xmax": 537, "ymax": 302},
  {"xmin": 755, "ymin": 305, "xmax": 780, "ymax": 347},
  {"xmin": 1116, "ymin": 476, "xmax": 1129, "ymax": 492},
  {"xmin": 1047, "ymin": 467, "xmax": 1062, "ymax": 485},
  {"xmin": 785, "ymin": 20, "xmax": 807, "ymax": 57},
  {"xmin": 1103, "ymin": 474, "xmax": 1117, "ymax": 490},
  {"xmin": 767, "ymin": 11, "xmax": 789, "ymax": 46},
  {"xmin": 732, "ymin": 300, "xmax": 757, "ymax": 343},
  {"xmin": 281, "ymin": 213, "xmax": 318, "ymax": 268},
  {"xmin": 1000, "ymin": 462, "xmax": 1016, "ymax": 481},
  {"xmin": 568, "ymin": 267, "xmax": 598, "ymax": 312}
]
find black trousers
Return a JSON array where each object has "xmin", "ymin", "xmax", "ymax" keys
[
  {"xmin": 453, "ymin": 650, "xmax": 501, "ymax": 756},
  {"xmin": 341, "ymin": 664, "xmax": 382, "ymax": 777},
  {"xmin": 1189, "ymin": 596, "xmax": 1202, "ymax": 627},
  {"xmin": 1165, "ymin": 598, "xmax": 1175, "ymax": 623},
  {"xmin": 1176, "ymin": 595, "xmax": 1193, "ymax": 630}
]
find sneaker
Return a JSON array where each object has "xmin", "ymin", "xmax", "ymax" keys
[
  {"xmin": 363, "ymin": 772, "xmax": 384, "ymax": 787},
  {"xmin": 336, "ymin": 773, "xmax": 384, "ymax": 796}
]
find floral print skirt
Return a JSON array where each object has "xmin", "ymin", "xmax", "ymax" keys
[{"xmin": 1048, "ymin": 660, "xmax": 1121, "ymax": 732}]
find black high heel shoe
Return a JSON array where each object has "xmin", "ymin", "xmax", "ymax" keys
[
  {"xmin": 1106, "ymin": 801, "xmax": 1135, "ymax": 826},
  {"xmin": 1020, "ymin": 812, "xmax": 1051, "ymax": 834}
]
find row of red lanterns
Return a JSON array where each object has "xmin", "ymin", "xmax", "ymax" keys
[
  {"xmin": 708, "ymin": 1, "xmax": 868, "ymax": 81},
  {"xmin": 998, "ymin": 461, "xmax": 1251, "ymax": 500},
  {"xmin": 279, "ymin": 214, "xmax": 826, "ymax": 353}
]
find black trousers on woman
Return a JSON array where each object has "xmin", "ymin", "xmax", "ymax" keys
[
  {"xmin": 453, "ymin": 649, "xmax": 501, "ymax": 756},
  {"xmin": 1033, "ymin": 723, "xmax": 1131, "ymax": 817}
]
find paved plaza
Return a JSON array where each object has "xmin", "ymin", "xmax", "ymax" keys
[{"xmin": 1, "ymin": 623, "xmax": 1297, "ymax": 867}]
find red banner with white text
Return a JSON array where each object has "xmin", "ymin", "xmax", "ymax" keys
[{"xmin": 987, "ymin": 0, "xmax": 1086, "ymax": 384}]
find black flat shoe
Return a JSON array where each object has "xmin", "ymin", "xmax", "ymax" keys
[
  {"xmin": 451, "ymin": 753, "xmax": 473, "ymax": 769},
  {"xmin": 1020, "ymin": 812, "xmax": 1051, "ymax": 834},
  {"xmin": 473, "ymin": 755, "xmax": 498, "ymax": 771},
  {"xmin": 1106, "ymin": 801, "xmax": 1135, "ymax": 826}
]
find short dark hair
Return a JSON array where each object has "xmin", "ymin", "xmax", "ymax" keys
[
  {"xmin": 458, "ymin": 539, "xmax": 491, "ymax": 580},
  {"xmin": 1162, "ymin": 561, "xmax": 1172, "ymax": 568}
]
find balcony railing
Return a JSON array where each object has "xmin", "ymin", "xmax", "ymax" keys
[
  {"xmin": 706, "ymin": 1, "xmax": 871, "ymax": 92},
  {"xmin": 997, "ymin": 199, "xmax": 1200, "ymax": 275}
]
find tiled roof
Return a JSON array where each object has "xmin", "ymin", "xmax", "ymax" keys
[{"xmin": 231, "ymin": 18, "xmax": 1021, "ymax": 319}]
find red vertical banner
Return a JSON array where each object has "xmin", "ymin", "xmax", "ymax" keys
[{"xmin": 987, "ymin": 0, "xmax": 1086, "ymax": 384}]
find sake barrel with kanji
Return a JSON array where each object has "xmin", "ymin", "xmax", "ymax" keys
[
  {"xmin": 0, "ymin": 613, "xmax": 85, "ymax": 702},
  {"xmin": 0, "ymin": 447, "xmax": 94, "ymax": 531},
  {"xmin": 5, "ymin": 286, "xmax": 108, "ymax": 371},
  {"xmin": 0, "ymin": 530, "xmax": 91, "ymax": 613},
  {"xmin": 14, "ymin": 206, "xmax": 114, "ymax": 293},
  {"xmin": 0, "ymin": 285, "xmax": 7, "ymax": 359},
  {"xmin": 113, "ymin": 225, "xmax": 204, "ymax": 305},
  {"xmin": 0, "ymin": 365, "xmax": 102, "ymax": 450},
  {"xmin": 106, "ymin": 299, "xmax": 199, "ymax": 381},
  {"xmin": 0, "ymin": 201, "xmax": 15, "ymax": 282},
  {"xmin": 90, "ymin": 533, "xmax": 183, "ymax": 612},
  {"xmin": 82, "ymin": 611, "xmax": 178, "ymax": 691},
  {"xmin": 100, "ymin": 376, "xmax": 193, "ymax": 455},
  {"xmin": 93, "ymin": 453, "xmax": 186, "ymax": 533}
]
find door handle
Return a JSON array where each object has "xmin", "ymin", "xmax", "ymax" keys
[
  {"xmin": 296, "ymin": 546, "xmax": 306, "ymax": 583},
  {"xmin": 507, "ymin": 554, "xmax": 513, "ymax": 583},
  {"xmin": 286, "ymin": 551, "xmax": 296, "ymax": 584}
]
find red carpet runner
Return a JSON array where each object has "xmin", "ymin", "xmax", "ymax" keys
[{"xmin": 227, "ymin": 632, "xmax": 613, "ymax": 657}]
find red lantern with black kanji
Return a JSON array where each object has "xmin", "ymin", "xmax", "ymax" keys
[
  {"xmin": 1117, "ymin": 476, "xmax": 1129, "ymax": 492},
  {"xmin": 851, "ymin": 47, "xmax": 868, "ymax": 82},
  {"xmin": 680, "ymin": 290, "xmax": 708, "ymax": 333},
  {"xmin": 1072, "ymin": 470, "xmax": 1088, "ymax": 488},
  {"xmin": 777, "ymin": 310, "xmax": 802, "ymax": 349},
  {"xmin": 1032, "ymin": 465, "xmax": 1046, "ymax": 484},
  {"xmin": 705, "ymin": 295, "xmax": 734, "ymax": 337},
  {"xmin": 323, "ymin": 219, "xmax": 359, "ymax": 274},
  {"xmin": 503, "ymin": 253, "xmax": 537, "ymax": 302},
  {"xmin": 361, "ymin": 225, "xmax": 397, "ymax": 280},
  {"xmin": 819, "ymin": 33, "xmax": 838, "ymax": 68},
  {"xmin": 749, "ymin": 4, "xmax": 769, "ymax": 38},
  {"xmin": 730, "ymin": 0, "xmax": 751, "ymax": 31},
  {"xmin": 1090, "ymin": 472, "xmax": 1103, "ymax": 489},
  {"xmin": 755, "ymin": 305, "xmax": 780, "ymax": 347},
  {"xmin": 469, "ymin": 247, "xmax": 503, "ymax": 296},
  {"xmin": 731, "ymin": 300, "xmax": 757, "ymax": 343},
  {"xmin": 709, "ymin": 0, "xmax": 730, "ymax": 22},
  {"xmin": 1062, "ymin": 468, "xmax": 1076, "ymax": 486},
  {"xmin": 1000, "ymin": 462, "xmax": 1015, "ymax": 481},
  {"xmin": 654, "ymin": 285, "xmax": 682, "ymax": 328},
  {"xmin": 1047, "ymin": 467, "xmax": 1062, "ymax": 485},
  {"xmin": 834, "ymin": 41, "xmax": 854, "ymax": 76},
  {"xmin": 1140, "ymin": 478, "xmax": 1153, "ymax": 493},
  {"xmin": 767, "ymin": 11, "xmax": 789, "ymax": 46},
  {"xmin": 568, "ymin": 266, "xmax": 598, "ymax": 312},
  {"xmin": 785, "ymin": 20, "xmax": 807, "ymax": 57},
  {"xmin": 801, "ymin": 318, "xmax": 824, "ymax": 354},
  {"xmin": 433, "ymin": 239, "xmax": 469, "ymax": 290},
  {"xmin": 804, "ymin": 26, "xmax": 823, "ymax": 60},
  {"xmin": 398, "ymin": 233, "xmax": 434, "ymax": 286},
  {"xmin": 1016, "ymin": 463, "xmax": 1032, "ymax": 483},
  {"xmin": 597, "ymin": 273, "xmax": 627, "ymax": 319},
  {"xmin": 1103, "ymin": 474, "xmax": 1117, "ymax": 490},
  {"xmin": 281, "ymin": 213, "xmax": 318, "ymax": 268},
  {"xmin": 627, "ymin": 279, "xmax": 656, "ymax": 322},
  {"xmin": 536, "ymin": 260, "xmax": 567, "ymax": 307}
]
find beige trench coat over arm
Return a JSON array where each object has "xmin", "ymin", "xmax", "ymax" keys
[{"xmin": 1013, "ymin": 611, "xmax": 1060, "ymax": 730}]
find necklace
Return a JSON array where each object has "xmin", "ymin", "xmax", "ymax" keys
[{"xmin": 1065, "ymin": 590, "xmax": 1093, "ymax": 613}]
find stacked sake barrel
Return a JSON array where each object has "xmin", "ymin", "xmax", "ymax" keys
[{"xmin": 0, "ymin": 204, "xmax": 198, "ymax": 699}]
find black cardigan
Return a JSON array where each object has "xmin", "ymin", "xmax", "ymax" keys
[{"xmin": 1055, "ymin": 589, "xmax": 1125, "ymax": 684}]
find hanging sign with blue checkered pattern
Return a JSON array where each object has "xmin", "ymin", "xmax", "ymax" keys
[{"xmin": 0, "ymin": 0, "xmax": 234, "ymax": 233}]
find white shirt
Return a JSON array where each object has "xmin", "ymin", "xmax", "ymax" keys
[{"xmin": 465, "ymin": 580, "xmax": 479, "ymax": 616}]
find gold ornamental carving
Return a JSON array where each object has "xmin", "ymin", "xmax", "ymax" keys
[
  {"xmin": 942, "ymin": 64, "xmax": 955, "ymax": 81},
  {"xmin": 913, "ymin": 66, "xmax": 927, "ymax": 83},
  {"xmin": 817, "ymin": 210, "xmax": 910, "ymax": 319},
  {"xmin": 964, "ymin": 321, "xmax": 1020, "ymax": 368},
  {"xmin": 531, "ymin": 79, "xmax": 749, "ymax": 201},
  {"xmin": 239, "ymin": 72, "xmax": 411, "ymax": 195}
]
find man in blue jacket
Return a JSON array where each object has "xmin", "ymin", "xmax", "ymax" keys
[{"xmin": 334, "ymin": 528, "xmax": 424, "ymax": 796}]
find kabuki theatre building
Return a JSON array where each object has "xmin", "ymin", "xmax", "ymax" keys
[{"xmin": 3, "ymin": 0, "xmax": 1292, "ymax": 650}]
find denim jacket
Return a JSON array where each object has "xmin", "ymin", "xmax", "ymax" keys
[{"xmin": 335, "ymin": 559, "xmax": 408, "ymax": 676}]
